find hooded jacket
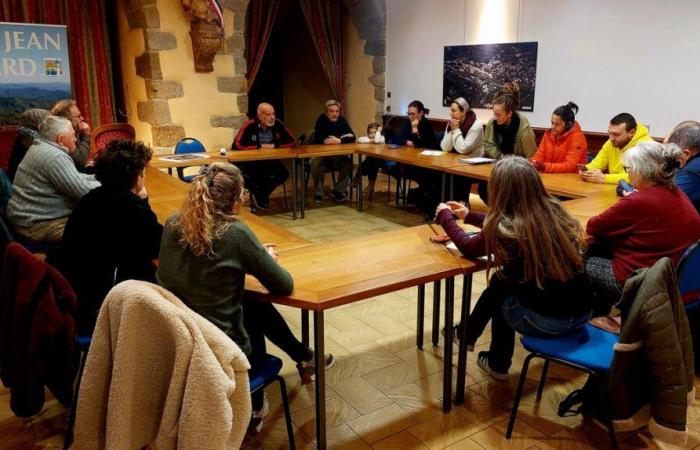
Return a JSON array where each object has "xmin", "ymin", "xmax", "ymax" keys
[
  {"xmin": 483, "ymin": 111, "xmax": 537, "ymax": 159},
  {"xmin": 531, "ymin": 121, "xmax": 588, "ymax": 173},
  {"xmin": 607, "ymin": 257, "xmax": 694, "ymax": 446},
  {"xmin": 586, "ymin": 123, "xmax": 653, "ymax": 184}
]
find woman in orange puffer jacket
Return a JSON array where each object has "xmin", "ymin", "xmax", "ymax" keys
[{"xmin": 531, "ymin": 102, "xmax": 588, "ymax": 173}]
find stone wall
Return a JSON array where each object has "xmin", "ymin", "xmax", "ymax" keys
[
  {"xmin": 344, "ymin": 0, "xmax": 387, "ymax": 122},
  {"xmin": 119, "ymin": 0, "xmax": 249, "ymax": 153}
]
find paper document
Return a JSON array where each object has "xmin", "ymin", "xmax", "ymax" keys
[
  {"xmin": 446, "ymin": 242, "xmax": 458, "ymax": 251},
  {"xmin": 420, "ymin": 150, "xmax": 444, "ymax": 156},
  {"xmin": 459, "ymin": 157, "xmax": 494, "ymax": 165},
  {"xmin": 160, "ymin": 154, "xmax": 210, "ymax": 162}
]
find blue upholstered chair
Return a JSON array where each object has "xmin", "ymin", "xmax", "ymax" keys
[
  {"xmin": 174, "ymin": 137, "xmax": 206, "ymax": 182},
  {"xmin": 248, "ymin": 354, "xmax": 295, "ymax": 449},
  {"xmin": 506, "ymin": 238, "xmax": 700, "ymax": 450}
]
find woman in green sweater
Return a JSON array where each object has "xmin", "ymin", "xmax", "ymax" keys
[{"xmin": 157, "ymin": 163, "xmax": 334, "ymax": 432}]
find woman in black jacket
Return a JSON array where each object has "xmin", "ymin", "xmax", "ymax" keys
[{"xmin": 55, "ymin": 140, "xmax": 163, "ymax": 335}]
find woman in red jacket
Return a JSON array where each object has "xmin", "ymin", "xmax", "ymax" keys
[
  {"xmin": 530, "ymin": 102, "xmax": 588, "ymax": 173},
  {"xmin": 586, "ymin": 141, "xmax": 700, "ymax": 312}
]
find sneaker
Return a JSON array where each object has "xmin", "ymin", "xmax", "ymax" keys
[
  {"xmin": 440, "ymin": 325, "xmax": 474, "ymax": 351},
  {"xmin": 314, "ymin": 195, "xmax": 322, "ymax": 204},
  {"xmin": 330, "ymin": 190, "xmax": 346, "ymax": 202},
  {"xmin": 297, "ymin": 351, "xmax": 336, "ymax": 385},
  {"xmin": 476, "ymin": 351, "xmax": 509, "ymax": 381},
  {"xmin": 248, "ymin": 393, "xmax": 269, "ymax": 434}
]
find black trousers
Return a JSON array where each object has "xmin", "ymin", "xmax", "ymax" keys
[
  {"xmin": 239, "ymin": 160, "xmax": 289, "ymax": 205},
  {"xmin": 243, "ymin": 297, "xmax": 310, "ymax": 409}
]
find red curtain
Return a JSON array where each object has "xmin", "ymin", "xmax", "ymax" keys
[
  {"xmin": 0, "ymin": 0, "xmax": 115, "ymax": 126},
  {"xmin": 297, "ymin": 0, "xmax": 344, "ymax": 106},
  {"xmin": 245, "ymin": 0, "xmax": 280, "ymax": 91}
]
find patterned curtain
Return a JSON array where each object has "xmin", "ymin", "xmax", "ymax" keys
[
  {"xmin": 0, "ymin": 0, "xmax": 116, "ymax": 126},
  {"xmin": 297, "ymin": 0, "xmax": 344, "ymax": 106},
  {"xmin": 245, "ymin": 0, "xmax": 280, "ymax": 91}
]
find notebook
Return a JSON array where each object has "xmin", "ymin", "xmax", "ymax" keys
[{"xmin": 459, "ymin": 157, "xmax": 494, "ymax": 165}]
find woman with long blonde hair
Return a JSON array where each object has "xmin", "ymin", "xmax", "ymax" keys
[
  {"xmin": 157, "ymin": 163, "xmax": 334, "ymax": 433},
  {"xmin": 433, "ymin": 156, "xmax": 592, "ymax": 379}
]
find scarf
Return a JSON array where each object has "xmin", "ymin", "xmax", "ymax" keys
[
  {"xmin": 458, "ymin": 110, "xmax": 477, "ymax": 138},
  {"xmin": 494, "ymin": 112, "xmax": 520, "ymax": 155}
]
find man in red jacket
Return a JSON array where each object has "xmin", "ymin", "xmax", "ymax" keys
[{"xmin": 231, "ymin": 103, "xmax": 296, "ymax": 209}]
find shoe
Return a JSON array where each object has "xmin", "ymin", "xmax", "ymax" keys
[
  {"xmin": 330, "ymin": 190, "xmax": 346, "ymax": 202},
  {"xmin": 558, "ymin": 389, "xmax": 585, "ymax": 417},
  {"xmin": 314, "ymin": 194, "xmax": 322, "ymax": 204},
  {"xmin": 476, "ymin": 351, "xmax": 508, "ymax": 381},
  {"xmin": 248, "ymin": 393, "xmax": 269, "ymax": 434},
  {"xmin": 249, "ymin": 193, "xmax": 266, "ymax": 211},
  {"xmin": 297, "ymin": 351, "xmax": 336, "ymax": 385},
  {"xmin": 440, "ymin": 325, "xmax": 474, "ymax": 351}
]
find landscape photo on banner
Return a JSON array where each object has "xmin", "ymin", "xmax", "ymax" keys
[{"xmin": 0, "ymin": 22, "xmax": 71, "ymax": 125}]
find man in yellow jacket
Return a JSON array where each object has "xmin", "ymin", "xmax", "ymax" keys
[{"xmin": 581, "ymin": 113, "xmax": 653, "ymax": 184}]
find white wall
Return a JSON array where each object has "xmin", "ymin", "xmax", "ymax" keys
[{"xmin": 386, "ymin": 0, "xmax": 700, "ymax": 135}]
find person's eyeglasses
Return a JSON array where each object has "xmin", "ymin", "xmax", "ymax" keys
[
  {"xmin": 623, "ymin": 165, "xmax": 631, "ymax": 173},
  {"xmin": 406, "ymin": 112, "xmax": 418, "ymax": 117}
]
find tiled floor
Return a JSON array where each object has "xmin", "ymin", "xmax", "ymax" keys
[{"xmin": 2, "ymin": 177, "xmax": 699, "ymax": 449}]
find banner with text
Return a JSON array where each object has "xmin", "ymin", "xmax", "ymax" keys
[{"xmin": 0, "ymin": 22, "xmax": 71, "ymax": 125}]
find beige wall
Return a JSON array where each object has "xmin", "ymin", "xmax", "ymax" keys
[
  {"xmin": 282, "ymin": 16, "xmax": 333, "ymax": 139},
  {"xmin": 343, "ymin": 13, "xmax": 376, "ymax": 137},
  {"xmin": 117, "ymin": 5, "xmax": 150, "ymax": 145},
  {"xmin": 157, "ymin": 0, "xmax": 239, "ymax": 151}
]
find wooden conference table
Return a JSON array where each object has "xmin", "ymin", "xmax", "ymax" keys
[{"xmin": 147, "ymin": 144, "xmax": 619, "ymax": 449}]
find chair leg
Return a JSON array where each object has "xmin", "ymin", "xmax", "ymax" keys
[
  {"xmin": 64, "ymin": 348, "xmax": 89, "ymax": 450},
  {"xmin": 506, "ymin": 353, "xmax": 536, "ymax": 439},
  {"xmin": 536, "ymin": 360, "xmax": 550, "ymax": 401},
  {"xmin": 592, "ymin": 372, "xmax": 618, "ymax": 450},
  {"xmin": 276, "ymin": 376, "xmax": 296, "ymax": 450},
  {"xmin": 387, "ymin": 173, "xmax": 391, "ymax": 202}
]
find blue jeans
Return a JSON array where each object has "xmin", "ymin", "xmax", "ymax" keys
[{"xmin": 466, "ymin": 280, "xmax": 591, "ymax": 373}]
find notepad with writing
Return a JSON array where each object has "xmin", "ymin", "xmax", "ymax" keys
[
  {"xmin": 420, "ymin": 150, "xmax": 444, "ymax": 156},
  {"xmin": 459, "ymin": 157, "xmax": 494, "ymax": 164}
]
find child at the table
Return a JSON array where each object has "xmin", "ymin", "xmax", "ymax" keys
[
  {"xmin": 432, "ymin": 156, "xmax": 593, "ymax": 379},
  {"xmin": 156, "ymin": 163, "xmax": 335, "ymax": 433},
  {"xmin": 353, "ymin": 122, "xmax": 391, "ymax": 197}
]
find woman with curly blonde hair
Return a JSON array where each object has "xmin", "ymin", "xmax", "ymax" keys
[{"xmin": 157, "ymin": 163, "xmax": 334, "ymax": 432}]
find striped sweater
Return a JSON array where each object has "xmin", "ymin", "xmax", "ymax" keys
[{"xmin": 7, "ymin": 140, "xmax": 100, "ymax": 227}]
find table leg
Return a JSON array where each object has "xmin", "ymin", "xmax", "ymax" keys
[
  {"xmin": 442, "ymin": 277, "xmax": 454, "ymax": 413},
  {"xmin": 455, "ymin": 274, "xmax": 472, "ymax": 404},
  {"xmin": 358, "ymin": 153, "xmax": 364, "ymax": 212},
  {"xmin": 416, "ymin": 284, "xmax": 425, "ymax": 349},
  {"xmin": 291, "ymin": 158, "xmax": 297, "ymax": 220},
  {"xmin": 441, "ymin": 173, "xmax": 446, "ymax": 202},
  {"xmin": 314, "ymin": 311, "xmax": 327, "ymax": 449},
  {"xmin": 449, "ymin": 174, "xmax": 454, "ymax": 200},
  {"xmin": 301, "ymin": 309, "xmax": 309, "ymax": 347},
  {"xmin": 432, "ymin": 280, "xmax": 441, "ymax": 346},
  {"xmin": 301, "ymin": 159, "xmax": 307, "ymax": 219}
]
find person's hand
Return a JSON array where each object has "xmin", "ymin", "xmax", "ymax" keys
[
  {"xmin": 429, "ymin": 233, "xmax": 451, "ymax": 244},
  {"xmin": 581, "ymin": 169, "xmax": 605, "ymax": 183},
  {"xmin": 451, "ymin": 119, "xmax": 461, "ymax": 131},
  {"xmin": 435, "ymin": 202, "xmax": 451, "ymax": 216},
  {"xmin": 263, "ymin": 243, "xmax": 279, "ymax": 261},
  {"xmin": 410, "ymin": 117, "xmax": 420, "ymax": 132},
  {"xmin": 79, "ymin": 121, "xmax": 90, "ymax": 135},
  {"xmin": 529, "ymin": 160, "xmax": 546, "ymax": 172},
  {"xmin": 405, "ymin": 139, "xmax": 415, "ymax": 147},
  {"xmin": 260, "ymin": 143, "xmax": 275, "ymax": 149},
  {"xmin": 622, "ymin": 189, "xmax": 635, "ymax": 197},
  {"xmin": 323, "ymin": 136, "xmax": 341, "ymax": 145},
  {"xmin": 446, "ymin": 201, "xmax": 469, "ymax": 221}
]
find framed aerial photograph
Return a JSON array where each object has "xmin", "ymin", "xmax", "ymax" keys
[{"xmin": 443, "ymin": 42, "xmax": 538, "ymax": 111}]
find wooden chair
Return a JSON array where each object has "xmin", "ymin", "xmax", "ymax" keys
[{"xmin": 89, "ymin": 123, "xmax": 136, "ymax": 163}]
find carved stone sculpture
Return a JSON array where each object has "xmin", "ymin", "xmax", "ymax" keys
[{"xmin": 181, "ymin": 0, "xmax": 223, "ymax": 72}]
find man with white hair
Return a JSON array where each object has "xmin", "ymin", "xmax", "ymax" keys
[
  {"xmin": 232, "ymin": 102, "xmax": 295, "ymax": 209},
  {"xmin": 7, "ymin": 115, "xmax": 100, "ymax": 243}
]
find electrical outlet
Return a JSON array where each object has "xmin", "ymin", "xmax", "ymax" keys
[
  {"xmin": 387, "ymin": 91, "xmax": 391, "ymax": 98},
  {"xmin": 386, "ymin": 105, "xmax": 391, "ymax": 112}
]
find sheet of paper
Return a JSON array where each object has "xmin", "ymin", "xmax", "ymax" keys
[
  {"xmin": 459, "ymin": 157, "xmax": 494, "ymax": 164},
  {"xmin": 420, "ymin": 150, "xmax": 444, "ymax": 156},
  {"xmin": 446, "ymin": 242, "xmax": 458, "ymax": 251}
]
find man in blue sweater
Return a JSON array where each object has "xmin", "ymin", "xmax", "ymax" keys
[{"xmin": 667, "ymin": 121, "xmax": 700, "ymax": 213}]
